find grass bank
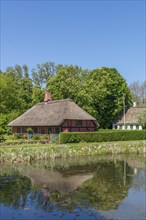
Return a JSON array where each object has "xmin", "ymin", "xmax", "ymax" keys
[{"xmin": 0, "ymin": 140, "xmax": 145, "ymax": 164}]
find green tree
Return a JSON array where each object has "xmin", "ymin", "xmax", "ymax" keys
[
  {"xmin": 84, "ymin": 67, "xmax": 132, "ymax": 128},
  {"xmin": 6, "ymin": 64, "xmax": 29, "ymax": 78},
  {"xmin": 0, "ymin": 69, "xmax": 33, "ymax": 133},
  {"xmin": 0, "ymin": 72, "xmax": 22, "ymax": 133},
  {"xmin": 47, "ymin": 66, "xmax": 132, "ymax": 128},
  {"xmin": 6, "ymin": 65, "xmax": 23, "ymax": 78},
  {"xmin": 32, "ymin": 61, "xmax": 58, "ymax": 87},
  {"xmin": 47, "ymin": 65, "xmax": 82, "ymax": 99},
  {"xmin": 22, "ymin": 64, "xmax": 29, "ymax": 78},
  {"xmin": 32, "ymin": 85, "xmax": 45, "ymax": 105},
  {"xmin": 129, "ymin": 80, "xmax": 146, "ymax": 105},
  {"xmin": 138, "ymin": 110, "xmax": 146, "ymax": 129},
  {"xmin": 19, "ymin": 77, "xmax": 33, "ymax": 110},
  {"xmin": 0, "ymin": 72, "xmax": 23, "ymax": 113},
  {"xmin": 47, "ymin": 65, "xmax": 92, "ymax": 111}
]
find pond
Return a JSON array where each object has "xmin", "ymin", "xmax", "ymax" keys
[{"xmin": 0, "ymin": 154, "xmax": 146, "ymax": 220}]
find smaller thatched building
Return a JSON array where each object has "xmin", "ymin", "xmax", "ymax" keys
[
  {"xmin": 112, "ymin": 105, "xmax": 146, "ymax": 130},
  {"xmin": 8, "ymin": 92, "xmax": 99, "ymax": 135}
]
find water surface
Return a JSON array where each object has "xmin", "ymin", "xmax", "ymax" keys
[{"xmin": 0, "ymin": 154, "xmax": 146, "ymax": 220}]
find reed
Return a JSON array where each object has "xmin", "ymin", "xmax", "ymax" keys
[{"xmin": 0, "ymin": 140, "xmax": 145, "ymax": 164}]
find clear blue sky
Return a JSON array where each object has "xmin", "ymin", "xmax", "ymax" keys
[{"xmin": 0, "ymin": 0, "xmax": 145, "ymax": 84}]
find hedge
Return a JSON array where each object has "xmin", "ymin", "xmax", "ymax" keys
[{"xmin": 60, "ymin": 130, "xmax": 146, "ymax": 143}]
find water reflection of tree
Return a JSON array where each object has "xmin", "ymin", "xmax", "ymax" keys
[
  {"xmin": 29, "ymin": 161, "xmax": 133, "ymax": 211},
  {"xmin": 74, "ymin": 161, "xmax": 133, "ymax": 210},
  {"xmin": 0, "ymin": 175, "xmax": 31, "ymax": 208}
]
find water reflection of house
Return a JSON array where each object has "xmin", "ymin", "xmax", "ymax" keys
[
  {"xmin": 132, "ymin": 169, "xmax": 146, "ymax": 191},
  {"xmin": 127, "ymin": 160, "xmax": 146, "ymax": 170},
  {"xmin": 127, "ymin": 159, "xmax": 146, "ymax": 176},
  {"xmin": 20, "ymin": 168, "xmax": 94, "ymax": 193}
]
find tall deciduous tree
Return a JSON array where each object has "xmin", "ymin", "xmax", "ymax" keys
[
  {"xmin": 47, "ymin": 65, "xmax": 91, "ymax": 108},
  {"xmin": 32, "ymin": 61, "xmax": 59, "ymax": 87},
  {"xmin": 129, "ymin": 81, "xmax": 146, "ymax": 105},
  {"xmin": 0, "ymin": 71, "xmax": 23, "ymax": 132},
  {"xmin": 85, "ymin": 67, "xmax": 132, "ymax": 128},
  {"xmin": 19, "ymin": 77, "xmax": 33, "ymax": 110},
  {"xmin": 0, "ymin": 72, "xmax": 23, "ymax": 113},
  {"xmin": 0, "ymin": 68, "xmax": 33, "ymax": 133},
  {"xmin": 6, "ymin": 64, "xmax": 29, "ymax": 78},
  {"xmin": 22, "ymin": 64, "xmax": 29, "ymax": 78},
  {"xmin": 138, "ymin": 110, "xmax": 146, "ymax": 129},
  {"xmin": 47, "ymin": 66, "xmax": 132, "ymax": 128},
  {"xmin": 32, "ymin": 85, "xmax": 45, "ymax": 105}
]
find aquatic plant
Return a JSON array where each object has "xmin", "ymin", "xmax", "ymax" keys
[{"xmin": 0, "ymin": 140, "xmax": 145, "ymax": 164}]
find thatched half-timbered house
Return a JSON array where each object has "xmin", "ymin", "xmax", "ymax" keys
[
  {"xmin": 112, "ymin": 105, "xmax": 146, "ymax": 130},
  {"xmin": 8, "ymin": 92, "xmax": 99, "ymax": 134}
]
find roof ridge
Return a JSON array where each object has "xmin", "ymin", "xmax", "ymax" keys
[
  {"xmin": 131, "ymin": 106, "xmax": 146, "ymax": 108},
  {"xmin": 36, "ymin": 99, "xmax": 73, "ymax": 105}
]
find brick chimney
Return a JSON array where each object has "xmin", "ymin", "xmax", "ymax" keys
[{"xmin": 44, "ymin": 91, "xmax": 51, "ymax": 102}]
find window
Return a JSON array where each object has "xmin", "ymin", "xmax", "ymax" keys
[
  {"xmin": 41, "ymin": 129, "xmax": 45, "ymax": 134},
  {"xmin": 136, "ymin": 125, "xmax": 139, "ymax": 130},
  {"xmin": 34, "ymin": 127, "xmax": 38, "ymax": 134},
  {"xmin": 86, "ymin": 121, "xmax": 90, "ymax": 126},
  {"xmin": 76, "ymin": 120, "xmax": 82, "ymax": 127},
  {"xmin": 17, "ymin": 127, "xmax": 21, "ymax": 133},
  {"xmin": 48, "ymin": 127, "xmax": 52, "ymax": 134},
  {"xmin": 55, "ymin": 127, "xmax": 60, "ymax": 134},
  {"xmin": 22, "ymin": 127, "xmax": 26, "ymax": 133}
]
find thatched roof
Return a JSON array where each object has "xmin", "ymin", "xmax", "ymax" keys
[
  {"xmin": 8, "ymin": 99, "xmax": 98, "ymax": 126},
  {"xmin": 113, "ymin": 107, "xmax": 146, "ymax": 125}
]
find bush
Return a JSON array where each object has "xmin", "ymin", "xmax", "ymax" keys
[
  {"xmin": 60, "ymin": 130, "xmax": 146, "ymax": 144},
  {"xmin": 32, "ymin": 134, "xmax": 40, "ymax": 140},
  {"xmin": 50, "ymin": 134, "xmax": 59, "ymax": 144},
  {"xmin": 0, "ymin": 135, "xmax": 6, "ymax": 143},
  {"xmin": 38, "ymin": 134, "xmax": 50, "ymax": 143},
  {"xmin": 5, "ymin": 127, "xmax": 12, "ymax": 135},
  {"xmin": 13, "ymin": 133, "xmax": 20, "ymax": 140},
  {"xmin": 12, "ymin": 133, "xmax": 25, "ymax": 140},
  {"xmin": 39, "ymin": 134, "xmax": 49, "ymax": 140}
]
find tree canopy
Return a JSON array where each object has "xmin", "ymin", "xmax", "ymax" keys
[
  {"xmin": 32, "ymin": 61, "xmax": 62, "ymax": 87},
  {"xmin": 129, "ymin": 80, "xmax": 146, "ymax": 105},
  {"xmin": 138, "ymin": 110, "xmax": 146, "ymax": 129},
  {"xmin": 47, "ymin": 66, "xmax": 132, "ymax": 128},
  {"xmin": 0, "ymin": 70, "xmax": 33, "ymax": 133},
  {"xmin": 0, "ymin": 61, "xmax": 141, "ymax": 133}
]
